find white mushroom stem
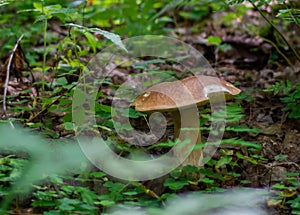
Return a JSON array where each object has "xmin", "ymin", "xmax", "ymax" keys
[{"xmin": 172, "ymin": 109, "xmax": 202, "ymax": 167}]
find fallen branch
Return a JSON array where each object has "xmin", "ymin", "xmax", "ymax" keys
[{"xmin": 3, "ymin": 34, "xmax": 24, "ymax": 129}]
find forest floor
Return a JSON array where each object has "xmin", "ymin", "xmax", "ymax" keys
[{"xmin": 0, "ymin": 1, "xmax": 299, "ymax": 214}]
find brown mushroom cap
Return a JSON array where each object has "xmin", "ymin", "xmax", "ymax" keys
[{"xmin": 130, "ymin": 75, "xmax": 241, "ymax": 112}]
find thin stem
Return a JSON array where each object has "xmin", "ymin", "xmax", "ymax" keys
[
  {"xmin": 82, "ymin": 0, "xmax": 88, "ymax": 26},
  {"xmin": 262, "ymin": 37, "xmax": 295, "ymax": 71},
  {"xmin": 249, "ymin": 0, "xmax": 300, "ymax": 61},
  {"xmin": 42, "ymin": 0, "xmax": 47, "ymax": 93}
]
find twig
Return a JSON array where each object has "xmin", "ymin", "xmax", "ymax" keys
[
  {"xmin": 82, "ymin": 0, "xmax": 88, "ymax": 26},
  {"xmin": 140, "ymin": 184, "xmax": 166, "ymax": 207},
  {"xmin": 3, "ymin": 34, "xmax": 24, "ymax": 129},
  {"xmin": 261, "ymin": 37, "xmax": 295, "ymax": 71}
]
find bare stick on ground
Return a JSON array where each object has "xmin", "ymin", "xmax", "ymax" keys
[{"xmin": 3, "ymin": 34, "xmax": 24, "ymax": 129}]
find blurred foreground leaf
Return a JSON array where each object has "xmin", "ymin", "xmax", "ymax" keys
[{"xmin": 0, "ymin": 124, "xmax": 88, "ymax": 209}]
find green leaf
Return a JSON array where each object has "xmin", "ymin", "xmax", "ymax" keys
[
  {"xmin": 289, "ymin": 107, "xmax": 300, "ymax": 119},
  {"xmin": 200, "ymin": 178, "xmax": 215, "ymax": 184},
  {"xmin": 274, "ymin": 154, "xmax": 288, "ymax": 161},
  {"xmin": 216, "ymin": 156, "xmax": 232, "ymax": 168},
  {"xmin": 182, "ymin": 165, "xmax": 199, "ymax": 173},
  {"xmin": 72, "ymin": 106, "xmax": 85, "ymax": 125},
  {"xmin": 67, "ymin": 23, "xmax": 127, "ymax": 52},
  {"xmin": 62, "ymin": 122, "xmax": 74, "ymax": 131},
  {"xmin": 104, "ymin": 181, "xmax": 125, "ymax": 192},
  {"xmin": 96, "ymin": 103, "xmax": 112, "ymax": 113},
  {"xmin": 90, "ymin": 171, "xmax": 106, "ymax": 178},
  {"xmin": 73, "ymin": 88, "xmax": 86, "ymax": 106},
  {"xmin": 150, "ymin": 0, "xmax": 185, "ymax": 22},
  {"xmin": 221, "ymin": 138, "xmax": 262, "ymax": 150},
  {"xmin": 164, "ymin": 178, "xmax": 189, "ymax": 190},
  {"xmin": 147, "ymin": 139, "xmax": 176, "ymax": 149},
  {"xmin": 43, "ymin": 211, "xmax": 62, "ymax": 215},
  {"xmin": 272, "ymin": 183, "xmax": 288, "ymax": 189},
  {"xmin": 98, "ymin": 200, "xmax": 115, "ymax": 207},
  {"xmin": 26, "ymin": 122, "xmax": 43, "ymax": 128},
  {"xmin": 0, "ymin": 0, "xmax": 14, "ymax": 7},
  {"xmin": 58, "ymin": 198, "xmax": 78, "ymax": 211},
  {"xmin": 226, "ymin": 0, "xmax": 245, "ymax": 6},
  {"xmin": 83, "ymin": 31, "xmax": 98, "ymax": 53},
  {"xmin": 77, "ymin": 187, "xmax": 98, "ymax": 205},
  {"xmin": 127, "ymin": 108, "xmax": 146, "ymax": 118},
  {"xmin": 89, "ymin": 27, "xmax": 127, "ymax": 52},
  {"xmin": 285, "ymin": 172, "xmax": 300, "ymax": 177},
  {"xmin": 33, "ymin": 2, "xmax": 43, "ymax": 11},
  {"xmin": 179, "ymin": 11, "xmax": 202, "ymax": 20},
  {"xmin": 226, "ymin": 125, "xmax": 261, "ymax": 133},
  {"xmin": 123, "ymin": 190, "xmax": 140, "ymax": 196},
  {"xmin": 236, "ymin": 152, "xmax": 259, "ymax": 165},
  {"xmin": 56, "ymin": 77, "xmax": 68, "ymax": 86},
  {"xmin": 207, "ymin": 36, "xmax": 222, "ymax": 45}
]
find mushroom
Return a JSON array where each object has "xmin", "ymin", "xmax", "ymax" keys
[{"xmin": 130, "ymin": 75, "xmax": 241, "ymax": 167}]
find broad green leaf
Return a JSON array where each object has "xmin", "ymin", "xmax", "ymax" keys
[
  {"xmin": 207, "ymin": 36, "xmax": 222, "ymax": 45},
  {"xmin": 67, "ymin": 23, "xmax": 127, "ymax": 52},
  {"xmin": 216, "ymin": 156, "xmax": 232, "ymax": 169},
  {"xmin": 62, "ymin": 122, "xmax": 74, "ymax": 131},
  {"xmin": 56, "ymin": 77, "xmax": 68, "ymax": 86},
  {"xmin": 90, "ymin": 171, "xmax": 106, "ymax": 178},
  {"xmin": 200, "ymin": 178, "xmax": 215, "ymax": 184},
  {"xmin": 164, "ymin": 178, "xmax": 189, "ymax": 190}
]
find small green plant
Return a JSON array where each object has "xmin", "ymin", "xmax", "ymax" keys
[
  {"xmin": 85, "ymin": 0, "xmax": 175, "ymax": 36},
  {"xmin": 31, "ymin": 173, "xmax": 165, "ymax": 213},
  {"xmin": 266, "ymin": 154, "xmax": 300, "ymax": 214},
  {"xmin": 277, "ymin": 8, "xmax": 300, "ymax": 25},
  {"xmin": 265, "ymin": 80, "xmax": 300, "ymax": 119},
  {"xmin": 0, "ymin": 1, "xmax": 127, "ymax": 136},
  {"xmin": 271, "ymin": 172, "xmax": 300, "ymax": 214},
  {"xmin": 33, "ymin": 182, "xmax": 100, "ymax": 214},
  {"xmin": 225, "ymin": 0, "xmax": 300, "ymax": 62},
  {"xmin": 144, "ymin": 103, "xmax": 262, "ymax": 192},
  {"xmin": 0, "ymin": 156, "xmax": 28, "ymax": 197}
]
